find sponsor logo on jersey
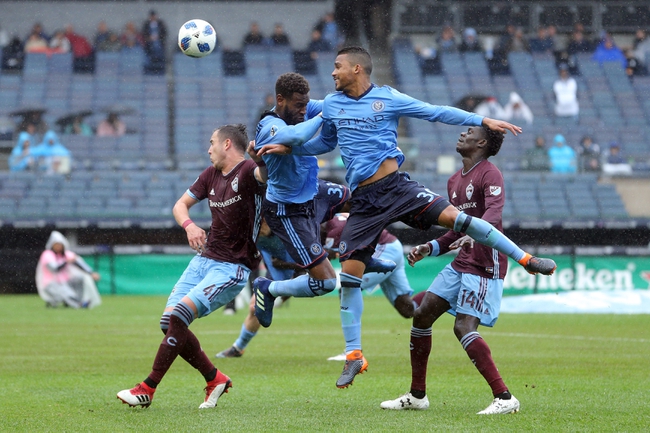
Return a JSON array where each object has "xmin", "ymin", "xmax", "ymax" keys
[
  {"xmin": 209, "ymin": 188, "xmax": 215, "ymax": 195},
  {"xmin": 466, "ymin": 182, "xmax": 474, "ymax": 200},
  {"xmin": 209, "ymin": 194, "xmax": 242, "ymax": 208},
  {"xmin": 489, "ymin": 186, "xmax": 502, "ymax": 196},
  {"xmin": 371, "ymin": 100, "xmax": 385, "ymax": 112},
  {"xmin": 452, "ymin": 191, "xmax": 457, "ymax": 199},
  {"xmin": 310, "ymin": 243, "xmax": 322, "ymax": 255},
  {"xmin": 270, "ymin": 125, "xmax": 278, "ymax": 137},
  {"xmin": 231, "ymin": 176, "xmax": 239, "ymax": 192}
]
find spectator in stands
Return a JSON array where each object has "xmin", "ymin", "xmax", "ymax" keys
[
  {"xmin": 625, "ymin": 48, "xmax": 648, "ymax": 79},
  {"xmin": 436, "ymin": 25, "xmax": 457, "ymax": 53},
  {"xmin": 94, "ymin": 21, "xmax": 111, "ymax": 49},
  {"xmin": 602, "ymin": 143, "xmax": 633, "ymax": 176},
  {"xmin": 495, "ymin": 24, "xmax": 529, "ymax": 55},
  {"xmin": 553, "ymin": 64, "xmax": 579, "ymax": 120},
  {"xmin": 36, "ymin": 230, "xmax": 101, "ymax": 309},
  {"xmin": 1, "ymin": 36, "xmax": 24, "ymax": 71},
  {"xmin": 49, "ymin": 29, "xmax": 70, "ymax": 53},
  {"xmin": 95, "ymin": 21, "xmax": 121, "ymax": 52},
  {"xmin": 257, "ymin": 93, "xmax": 275, "ymax": 120},
  {"xmin": 458, "ymin": 27, "xmax": 482, "ymax": 53},
  {"xmin": 522, "ymin": 136, "xmax": 550, "ymax": 171},
  {"xmin": 24, "ymin": 32, "xmax": 48, "ymax": 53},
  {"xmin": 474, "ymin": 96, "xmax": 506, "ymax": 119},
  {"xmin": 566, "ymin": 29, "xmax": 593, "ymax": 55},
  {"xmin": 528, "ymin": 26, "xmax": 554, "ymax": 54},
  {"xmin": 592, "ymin": 34, "xmax": 627, "ymax": 69},
  {"xmin": 64, "ymin": 24, "xmax": 95, "ymax": 73},
  {"xmin": 142, "ymin": 10, "xmax": 167, "ymax": 73},
  {"xmin": 502, "ymin": 91, "xmax": 533, "ymax": 125},
  {"xmin": 243, "ymin": 22, "xmax": 265, "ymax": 47},
  {"xmin": 307, "ymin": 29, "xmax": 331, "ymax": 54},
  {"xmin": 64, "ymin": 114, "xmax": 93, "ymax": 136},
  {"xmin": 314, "ymin": 11, "xmax": 341, "ymax": 51},
  {"xmin": 633, "ymin": 29, "xmax": 650, "ymax": 69},
  {"xmin": 97, "ymin": 112, "xmax": 126, "ymax": 137},
  {"xmin": 578, "ymin": 135, "xmax": 601, "ymax": 173},
  {"xmin": 25, "ymin": 22, "xmax": 50, "ymax": 44},
  {"xmin": 270, "ymin": 23, "xmax": 290, "ymax": 47},
  {"xmin": 9, "ymin": 131, "xmax": 36, "ymax": 172},
  {"xmin": 120, "ymin": 21, "xmax": 143, "ymax": 50},
  {"xmin": 548, "ymin": 134, "xmax": 576, "ymax": 174},
  {"xmin": 0, "ymin": 23, "xmax": 9, "ymax": 48},
  {"xmin": 31, "ymin": 130, "xmax": 71, "ymax": 174},
  {"xmin": 334, "ymin": 0, "xmax": 392, "ymax": 52}
]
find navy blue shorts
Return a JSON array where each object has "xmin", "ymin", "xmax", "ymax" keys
[
  {"xmin": 263, "ymin": 179, "xmax": 349, "ymax": 269},
  {"xmin": 339, "ymin": 171, "xmax": 450, "ymax": 263}
]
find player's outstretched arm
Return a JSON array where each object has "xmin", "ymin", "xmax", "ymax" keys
[
  {"xmin": 482, "ymin": 117, "xmax": 522, "ymax": 136},
  {"xmin": 173, "ymin": 193, "xmax": 207, "ymax": 253},
  {"xmin": 247, "ymin": 140, "xmax": 268, "ymax": 183},
  {"xmin": 407, "ymin": 244, "xmax": 431, "ymax": 267}
]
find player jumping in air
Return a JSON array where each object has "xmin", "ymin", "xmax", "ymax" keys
[
  {"xmin": 381, "ymin": 125, "xmax": 521, "ymax": 415},
  {"xmin": 117, "ymin": 124, "xmax": 266, "ymax": 409}
]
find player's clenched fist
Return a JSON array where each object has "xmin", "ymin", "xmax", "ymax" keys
[{"xmin": 407, "ymin": 244, "xmax": 431, "ymax": 267}]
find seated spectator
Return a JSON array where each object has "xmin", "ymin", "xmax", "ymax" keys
[
  {"xmin": 94, "ymin": 21, "xmax": 121, "ymax": 52},
  {"xmin": 257, "ymin": 93, "xmax": 275, "ymax": 120},
  {"xmin": 94, "ymin": 21, "xmax": 111, "ymax": 48},
  {"xmin": 602, "ymin": 143, "xmax": 633, "ymax": 176},
  {"xmin": 548, "ymin": 134, "xmax": 576, "ymax": 174},
  {"xmin": 25, "ymin": 22, "xmax": 50, "ymax": 45},
  {"xmin": 592, "ymin": 34, "xmax": 627, "ymax": 69},
  {"xmin": 633, "ymin": 30, "xmax": 650, "ymax": 69},
  {"xmin": 24, "ymin": 33, "xmax": 48, "ymax": 53},
  {"xmin": 529, "ymin": 26, "xmax": 554, "ymax": 54},
  {"xmin": 243, "ymin": 22, "xmax": 265, "ymax": 47},
  {"xmin": 502, "ymin": 92, "xmax": 533, "ymax": 125},
  {"xmin": 1, "ymin": 36, "xmax": 25, "ymax": 71},
  {"xmin": 496, "ymin": 24, "xmax": 529, "ymax": 55},
  {"xmin": 49, "ymin": 29, "xmax": 70, "ymax": 53},
  {"xmin": 307, "ymin": 29, "xmax": 331, "ymax": 54},
  {"xmin": 96, "ymin": 112, "xmax": 126, "ymax": 137},
  {"xmin": 9, "ymin": 131, "xmax": 36, "ymax": 172},
  {"xmin": 313, "ymin": 12, "xmax": 342, "ymax": 51},
  {"xmin": 64, "ymin": 114, "xmax": 93, "ymax": 136},
  {"xmin": 64, "ymin": 24, "xmax": 95, "ymax": 73},
  {"xmin": 578, "ymin": 135, "xmax": 601, "ymax": 172},
  {"xmin": 120, "ymin": 21, "xmax": 143, "ymax": 49},
  {"xmin": 142, "ymin": 10, "xmax": 167, "ymax": 74},
  {"xmin": 458, "ymin": 27, "xmax": 481, "ymax": 53},
  {"xmin": 522, "ymin": 135, "xmax": 550, "ymax": 171},
  {"xmin": 566, "ymin": 29, "xmax": 593, "ymax": 55},
  {"xmin": 436, "ymin": 25, "xmax": 457, "ymax": 53},
  {"xmin": 270, "ymin": 23, "xmax": 290, "ymax": 47},
  {"xmin": 31, "ymin": 130, "xmax": 71, "ymax": 174},
  {"xmin": 36, "ymin": 231, "xmax": 101, "ymax": 309},
  {"xmin": 474, "ymin": 96, "xmax": 506, "ymax": 119},
  {"xmin": 0, "ymin": 23, "xmax": 8, "ymax": 48},
  {"xmin": 553, "ymin": 65, "xmax": 579, "ymax": 120}
]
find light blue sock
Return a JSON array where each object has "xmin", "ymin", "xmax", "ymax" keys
[
  {"xmin": 340, "ymin": 273, "xmax": 364, "ymax": 352},
  {"xmin": 454, "ymin": 212, "xmax": 525, "ymax": 261},
  {"xmin": 233, "ymin": 323, "xmax": 256, "ymax": 351},
  {"xmin": 269, "ymin": 275, "xmax": 336, "ymax": 298}
]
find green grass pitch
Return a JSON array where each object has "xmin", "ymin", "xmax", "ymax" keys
[{"xmin": 1, "ymin": 294, "xmax": 649, "ymax": 432}]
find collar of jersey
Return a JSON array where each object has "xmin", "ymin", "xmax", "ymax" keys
[{"xmin": 343, "ymin": 83, "xmax": 375, "ymax": 101}]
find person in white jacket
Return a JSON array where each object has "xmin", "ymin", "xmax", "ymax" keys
[
  {"xmin": 35, "ymin": 231, "xmax": 101, "ymax": 308},
  {"xmin": 553, "ymin": 65, "xmax": 579, "ymax": 119},
  {"xmin": 502, "ymin": 91, "xmax": 533, "ymax": 125}
]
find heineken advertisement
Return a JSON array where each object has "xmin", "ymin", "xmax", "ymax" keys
[{"xmin": 88, "ymin": 254, "xmax": 650, "ymax": 296}]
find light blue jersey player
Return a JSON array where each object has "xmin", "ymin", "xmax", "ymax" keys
[{"xmin": 260, "ymin": 47, "xmax": 557, "ymax": 389}]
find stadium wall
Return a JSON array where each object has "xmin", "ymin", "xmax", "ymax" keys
[{"xmin": 0, "ymin": 0, "xmax": 334, "ymax": 51}]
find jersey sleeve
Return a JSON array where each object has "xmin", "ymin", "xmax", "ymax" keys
[
  {"xmin": 306, "ymin": 99, "xmax": 323, "ymax": 119},
  {"xmin": 255, "ymin": 115, "xmax": 323, "ymax": 148},
  {"xmin": 187, "ymin": 168, "xmax": 210, "ymax": 201},
  {"xmin": 389, "ymin": 87, "xmax": 484, "ymax": 126},
  {"xmin": 479, "ymin": 168, "xmax": 505, "ymax": 226},
  {"xmin": 291, "ymin": 119, "xmax": 338, "ymax": 156}
]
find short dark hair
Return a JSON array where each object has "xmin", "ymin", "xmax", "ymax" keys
[
  {"xmin": 275, "ymin": 72, "xmax": 310, "ymax": 99},
  {"xmin": 483, "ymin": 126, "xmax": 504, "ymax": 157},
  {"xmin": 217, "ymin": 124, "xmax": 248, "ymax": 153},
  {"xmin": 337, "ymin": 46, "xmax": 373, "ymax": 75}
]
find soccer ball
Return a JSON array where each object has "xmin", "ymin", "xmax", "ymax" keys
[{"xmin": 178, "ymin": 19, "xmax": 217, "ymax": 58}]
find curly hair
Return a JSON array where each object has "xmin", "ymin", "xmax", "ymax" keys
[
  {"xmin": 275, "ymin": 72, "xmax": 310, "ymax": 98},
  {"xmin": 483, "ymin": 126, "xmax": 504, "ymax": 157},
  {"xmin": 217, "ymin": 124, "xmax": 248, "ymax": 153},
  {"xmin": 337, "ymin": 46, "xmax": 373, "ymax": 75}
]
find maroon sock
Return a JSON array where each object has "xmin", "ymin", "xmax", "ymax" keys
[
  {"xmin": 412, "ymin": 291, "xmax": 426, "ymax": 308},
  {"xmin": 409, "ymin": 327, "xmax": 432, "ymax": 394},
  {"xmin": 178, "ymin": 328, "xmax": 216, "ymax": 380},
  {"xmin": 461, "ymin": 332, "xmax": 508, "ymax": 396},
  {"xmin": 148, "ymin": 315, "xmax": 191, "ymax": 384}
]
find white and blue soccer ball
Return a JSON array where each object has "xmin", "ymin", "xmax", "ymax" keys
[{"xmin": 178, "ymin": 19, "xmax": 217, "ymax": 58}]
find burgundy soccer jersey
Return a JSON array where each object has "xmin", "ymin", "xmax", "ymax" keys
[
  {"xmin": 437, "ymin": 160, "xmax": 508, "ymax": 279},
  {"xmin": 188, "ymin": 159, "xmax": 264, "ymax": 270},
  {"xmin": 323, "ymin": 214, "xmax": 397, "ymax": 251}
]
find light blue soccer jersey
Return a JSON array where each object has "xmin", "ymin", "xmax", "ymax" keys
[
  {"xmin": 321, "ymin": 84, "xmax": 485, "ymax": 190},
  {"xmin": 255, "ymin": 100, "xmax": 326, "ymax": 204}
]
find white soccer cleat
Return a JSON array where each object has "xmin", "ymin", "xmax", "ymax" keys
[
  {"xmin": 477, "ymin": 395, "xmax": 520, "ymax": 415},
  {"xmin": 117, "ymin": 383, "xmax": 155, "ymax": 408},
  {"xmin": 380, "ymin": 392, "xmax": 430, "ymax": 410},
  {"xmin": 199, "ymin": 371, "xmax": 232, "ymax": 409}
]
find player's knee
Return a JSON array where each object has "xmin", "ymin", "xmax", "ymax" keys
[
  {"xmin": 170, "ymin": 300, "xmax": 195, "ymax": 327},
  {"xmin": 309, "ymin": 277, "xmax": 337, "ymax": 296},
  {"xmin": 393, "ymin": 294, "xmax": 415, "ymax": 318}
]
